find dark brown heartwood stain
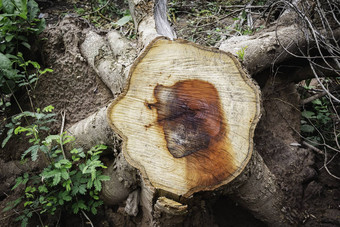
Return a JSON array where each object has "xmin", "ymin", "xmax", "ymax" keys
[
  {"xmin": 153, "ymin": 79, "xmax": 236, "ymax": 187},
  {"xmin": 154, "ymin": 80, "xmax": 224, "ymax": 158}
]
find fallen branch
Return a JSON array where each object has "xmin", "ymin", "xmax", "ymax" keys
[
  {"xmin": 302, "ymin": 141, "xmax": 324, "ymax": 155},
  {"xmin": 301, "ymin": 85, "xmax": 340, "ymax": 105}
]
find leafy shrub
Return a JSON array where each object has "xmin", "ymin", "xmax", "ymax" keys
[
  {"xmin": 301, "ymin": 96, "xmax": 333, "ymax": 146},
  {"xmin": 3, "ymin": 107, "xmax": 110, "ymax": 227},
  {"xmin": 0, "ymin": 0, "xmax": 45, "ymax": 54},
  {"xmin": 0, "ymin": 0, "xmax": 50, "ymax": 106}
]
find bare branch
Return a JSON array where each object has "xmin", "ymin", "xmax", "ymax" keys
[{"xmin": 301, "ymin": 85, "xmax": 340, "ymax": 105}]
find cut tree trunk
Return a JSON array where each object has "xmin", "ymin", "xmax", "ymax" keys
[
  {"xmin": 108, "ymin": 37, "xmax": 261, "ymax": 197},
  {"xmin": 105, "ymin": 36, "xmax": 289, "ymax": 225}
]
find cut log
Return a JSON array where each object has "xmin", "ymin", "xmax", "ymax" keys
[{"xmin": 108, "ymin": 37, "xmax": 261, "ymax": 197}]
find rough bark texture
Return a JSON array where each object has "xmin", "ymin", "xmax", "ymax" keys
[
  {"xmin": 219, "ymin": 25, "xmax": 305, "ymax": 76},
  {"xmin": 80, "ymin": 30, "xmax": 137, "ymax": 97},
  {"xmin": 67, "ymin": 106, "xmax": 118, "ymax": 150},
  {"xmin": 225, "ymin": 150, "xmax": 288, "ymax": 225},
  {"xmin": 254, "ymin": 77, "xmax": 318, "ymax": 223}
]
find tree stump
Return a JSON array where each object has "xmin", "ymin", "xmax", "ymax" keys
[{"xmin": 108, "ymin": 37, "xmax": 261, "ymax": 197}]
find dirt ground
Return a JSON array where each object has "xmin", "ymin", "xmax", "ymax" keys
[{"xmin": 1, "ymin": 0, "xmax": 339, "ymax": 226}]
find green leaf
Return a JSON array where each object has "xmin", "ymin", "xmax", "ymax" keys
[
  {"xmin": 42, "ymin": 105, "xmax": 54, "ymax": 112},
  {"xmin": 301, "ymin": 111, "xmax": 315, "ymax": 119},
  {"xmin": 91, "ymin": 206, "xmax": 98, "ymax": 215},
  {"xmin": 92, "ymin": 194, "xmax": 99, "ymax": 200},
  {"xmin": 114, "ymin": 15, "xmax": 132, "ymax": 26},
  {"xmin": 78, "ymin": 150, "xmax": 85, "ymax": 158},
  {"xmin": 36, "ymin": 18, "xmax": 46, "ymax": 34},
  {"xmin": 40, "ymin": 145, "xmax": 49, "ymax": 153},
  {"xmin": 62, "ymin": 134, "xmax": 75, "ymax": 145},
  {"xmin": 42, "ymin": 169, "xmax": 59, "ymax": 178},
  {"xmin": 91, "ymin": 144, "xmax": 107, "ymax": 152},
  {"xmin": 301, "ymin": 124, "xmax": 315, "ymax": 133},
  {"xmin": 24, "ymin": 201, "xmax": 33, "ymax": 207},
  {"xmin": 72, "ymin": 200, "xmax": 87, "ymax": 214},
  {"xmin": 82, "ymin": 166, "xmax": 88, "ymax": 174},
  {"xmin": 14, "ymin": 0, "xmax": 27, "ymax": 15},
  {"xmin": 52, "ymin": 173, "xmax": 61, "ymax": 185},
  {"xmin": 2, "ymin": 197, "xmax": 22, "ymax": 212},
  {"xmin": 58, "ymin": 191, "xmax": 70, "ymax": 201},
  {"xmin": 39, "ymin": 126, "xmax": 50, "ymax": 131},
  {"xmin": 58, "ymin": 159, "xmax": 72, "ymax": 168},
  {"xmin": 28, "ymin": 76, "xmax": 38, "ymax": 84},
  {"xmin": 27, "ymin": 0, "xmax": 40, "ymax": 21},
  {"xmin": 12, "ymin": 177, "xmax": 23, "ymax": 190},
  {"xmin": 72, "ymin": 204, "xmax": 79, "ymax": 214},
  {"xmin": 0, "ymin": 52, "xmax": 12, "ymax": 69},
  {"xmin": 312, "ymin": 99, "xmax": 322, "ymax": 105},
  {"xmin": 63, "ymin": 179, "xmax": 72, "ymax": 191},
  {"xmin": 39, "ymin": 68, "xmax": 53, "ymax": 75},
  {"xmin": 78, "ymin": 200, "xmax": 87, "ymax": 210},
  {"xmin": 5, "ymin": 34, "xmax": 14, "ymax": 42},
  {"xmin": 20, "ymin": 216, "xmax": 29, "ymax": 227},
  {"xmin": 58, "ymin": 198, "xmax": 64, "ymax": 205},
  {"xmin": 94, "ymin": 179, "xmax": 102, "ymax": 191},
  {"xmin": 2, "ymin": 0, "xmax": 15, "ymax": 14},
  {"xmin": 61, "ymin": 169, "xmax": 69, "ymax": 180},
  {"xmin": 90, "ymin": 200, "xmax": 103, "ymax": 215},
  {"xmin": 63, "ymin": 194, "xmax": 72, "ymax": 201},
  {"xmin": 38, "ymin": 185, "xmax": 48, "ymax": 193},
  {"xmin": 70, "ymin": 148, "xmax": 79, "ymax": 154},
  {"xmin": 94, "ymin": 173, "xmax": 110, "ymax": 191},
  {"xmin": 21, "ymin": 144, "xmax": 40, "ymax": 161},
  {"xmin": 98, "ymin": 175, "xmax": 110, "ymax": 181},
  {"xmin": 43, "ymin": 134, "xmax": 60, "ymax": 145},
  {"xmin": 14, "ymin": 126, "xmax": 29, "ymax": 134},
  {"xmin": 21, "ymin": 42, "xmax": 31, "ymax": 49},
  {"xmin": 14, "ymin": 111, "xmax": 36, "ymax": 120},
  {"xmin": 78, "ymin": 184, "xmax": 87, "ymax": 195},
  {"xmin": 2, "ymin": 128, "xmax": 14, "ymax": 148},
  {"xmin": 87, "ymin": 179, "xmax": 93, "ymax": 189},
  {"xmin": 71, "ymin": 185, "xmax": 79, "ymax": 196},
  {"xmin": 25, "ymin": 185, "xmax": 36, "ymax": 193},
  {"xmin": 26, "ymin": 60, "xmax": 40, "ymax": 69}
]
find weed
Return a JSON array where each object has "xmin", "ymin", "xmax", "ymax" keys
[
  {"xmin": 301, "ymin": 95, "xmax": 333, "ymax": 147},
  {"xmin": 0, "ymin": 0, "xmax": 52, "ymax": 113},
  {"xmin": 2, "ymin": 107, "xmax": 109, "ymax": 227},
  {"xmin": 236, "ymin": 46, "xmax": 248, "ymax": 61}
]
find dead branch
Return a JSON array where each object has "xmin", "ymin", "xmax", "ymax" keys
[
  {"xmin": 302, "ymin": 141, "xmax": 324, "ymax": 155},
  {"xmin": 301, "ymin": 85, "xmax": 340, "ymax": 105}
]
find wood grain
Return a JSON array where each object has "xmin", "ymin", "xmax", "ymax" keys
[{"xmin": 108, "ymin": 37, "xmax": 261, "ymax": 197}]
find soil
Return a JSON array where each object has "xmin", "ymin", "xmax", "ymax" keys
[
  {"xmin": 254, "ymin": 77, "xmax": 340, "ymax": 226},
  {"xmin": 1, "ymin": 1, "xmax": 339, "ymax": 226}
]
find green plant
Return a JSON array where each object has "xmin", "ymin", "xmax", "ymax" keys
[
  {"xmin": 301, "ymin": 96, "xmax": 333, "ymax": 146},
  {"xmin": 0, "ymin": 0, "xmax": 45, "ymax": 54},
  {"xmin": 2, "ymin": 107, "xmax": 110, "ymax": 227},
  {"xmin": 2, "ymin": 105, "xmax": 56, "ymax": 149},
  {"xmin": 236, "ymin": 46, "xmax": 248, "ymax": 61},
  {"xmin": 0, "ymin": 0, "xmax": 50, "ymax": 112},
  {"xmin": 112, "ymin": 10, "xmax": 132, "ymax": 27}
]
